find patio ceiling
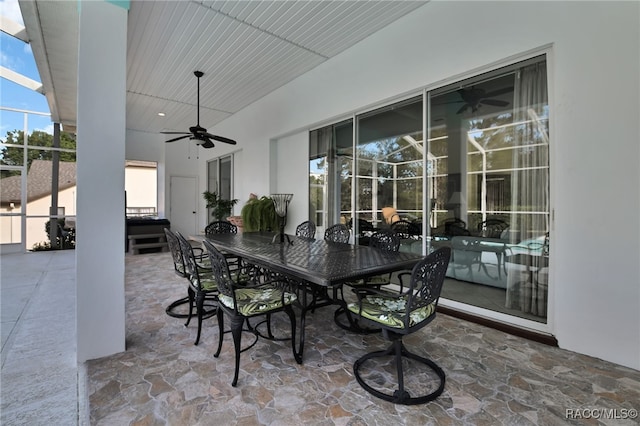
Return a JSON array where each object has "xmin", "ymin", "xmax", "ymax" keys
[{"xmin": 18, "ymin": 0, "xmax": 428, "ymax": 136}]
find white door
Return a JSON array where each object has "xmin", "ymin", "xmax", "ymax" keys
[{"xmin": 170, "ymin": 176, "xmax": 198, "ymax": 236}]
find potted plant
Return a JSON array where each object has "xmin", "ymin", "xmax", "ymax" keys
[
  {"xmin": 240, "ymin": 194, "xmax": 279, "ymax": 232},
  {"xmin": 203, "ymin": 191, "xmax": 238, "ymax": 222}
]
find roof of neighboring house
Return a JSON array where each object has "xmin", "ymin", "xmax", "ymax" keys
[{"xmin": 0, "ymin": 160, "xmax": 77, "ymax": 205}]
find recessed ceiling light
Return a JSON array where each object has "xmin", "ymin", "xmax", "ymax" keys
[{"xmin": 157, "ymin": 112, "xmax": 165, "ymax": 117}]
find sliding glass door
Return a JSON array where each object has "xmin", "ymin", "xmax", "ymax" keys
[
  {"xmin": 309, "ymin": 54, "xmax": 550, "ymax": 324},
  {"xmin": 430, "ymin": 55, "xmax": 549, "ymax": 322}
]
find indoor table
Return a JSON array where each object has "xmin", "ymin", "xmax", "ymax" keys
[{"xmin": 204, "ymin": 231, "xmax": 424, "ymax": 360}]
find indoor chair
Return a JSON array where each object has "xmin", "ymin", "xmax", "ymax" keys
[
  {"xmin": 348, "ymin": 217, "xmax": 375, "ymax": 245},
  {"xmin": 391, "ymin": 219, "xmax": 421, "ymax": 240},
  {"xmin": 347, "ymin": 246, "xmax": 451, "ymax": 405},
  {"xmin": 203, "ymin": 239, "xmax": 300, "ymax": 386},
  {"xmin": 476, "ymin": 218, "xmax": 509, "ymax": 239},
  {"xmin": 443, "ymin": 218, "xmax": 470, "ymax": 237},
  {"xmin": 450, "ymin": 235, "xmax": 484, "ymax": 281}
]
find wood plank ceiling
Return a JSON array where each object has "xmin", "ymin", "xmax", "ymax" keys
[{"xmin": 20, "ymin": 0, "xmax": 428, "ymax": 135}]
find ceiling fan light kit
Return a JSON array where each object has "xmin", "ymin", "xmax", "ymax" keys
[{"xmin": 161, "ymin": 71, "xmax": 237, "ymax": 149}]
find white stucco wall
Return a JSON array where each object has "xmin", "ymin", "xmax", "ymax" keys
[
  {"xmin": 76, "ymin": 1, "xmax": 127, "ymax": 362},
  {"xmin": 272, "ymin": 132, "xmax": 309, "ymax": 234},
  {"xmin": 167, "ymin": 2, "xmax": 640, "ymax": 369}
]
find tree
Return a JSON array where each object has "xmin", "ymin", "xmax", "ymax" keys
[{"xmin": 1, "ymin": 130, "xmax": 76, "ymax": 178}]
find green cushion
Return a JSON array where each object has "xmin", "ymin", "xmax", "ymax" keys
[
  {"xmin": 347, "ymin": 295, "xmax": 435, "ymax": 329},
  {"xmin": 219, "ymin": 287, "xmax": 297, "ymax": 316},
  {"xmin": 196, "ymin": 259, "xmax": 211, "ymax": 270},
  {"xmin": 347, "ymin": 274, "xmax": 390, "ymax": 287},
  {"xmin": 191, "ymin": 276, "xmax": 217, "ymax": 292}
]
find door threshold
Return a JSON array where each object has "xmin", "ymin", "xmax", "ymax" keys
[{"xmin": 437, "ymin": 306, "xmax": 558, "ymax": 347}]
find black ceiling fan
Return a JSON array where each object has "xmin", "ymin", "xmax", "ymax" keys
[
  {"xmin": 454, "ymin": 86, "xmax": 514, "ymax": 114},
  {"xmin": 161, "ymin": 71, "xmax": 236, "ymax": 148}
]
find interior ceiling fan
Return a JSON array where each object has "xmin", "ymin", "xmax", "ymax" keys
[
  {"xmin": 454, "ymin": 86, "xmax": 514, "ymax": 114},
  {"xmin": 161, "ymin": 71, "xmax": 236, "ymax": 149}
]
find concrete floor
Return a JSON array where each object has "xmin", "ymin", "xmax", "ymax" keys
[{"xmin": 1, "ymin": 250, "xmax": 83, "ymax": 425}]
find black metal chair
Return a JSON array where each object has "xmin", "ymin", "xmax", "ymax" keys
[
  {"xmin": 348, "ymin": 247, "xmax": 451, "ymax": 405},
  {"xmin": 295, "ymin": 220, "xmax": 316, "ymax": 239},
  {"xmin": 324, "ymin": 223, "xmax": 350, "ymax": 243},
  {"xmin": 204, "ymin": 220, "xmax": 241, "ymax": 272},
  {"xmin": 163, "ymin": 228, "xmax": 212, "ymax": 319},
  {"xmin": 176, "ymin": 232, "xmax": 219, "ymax": 345},
  {"xmin": 334, "ymin": 230, "xmax": 401, "ymax": 332},
  {"xmin": 203, "ymin": 239, "xmax": 300, "ymax": 386},
  {"xmin": 205, "ymin": 220, "xmax": 237, "ymax": 235}
]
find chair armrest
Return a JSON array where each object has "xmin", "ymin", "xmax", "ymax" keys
[
  {"xmin": 397, "ymin": 271, "xmax": 412, "ymax": 293},
  {"xmin": 352, "ymin": 286, "xmax": 408, "ymax": 300}
]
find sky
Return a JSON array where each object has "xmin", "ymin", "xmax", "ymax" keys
[{"xmin": 0, "ymin": 0, "xmax": 53, "ymax": 141}]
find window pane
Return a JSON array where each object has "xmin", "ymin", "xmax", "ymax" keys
[
  {"xmin": 309, "ymin": 119, "xmax": 353, "ymax": 233},
  {"xmin": 125, "ymin": 161, "xmax": 157, "ymax": 217},
  {"xmin": 220, "ymin": 156, "xmax": 232, "ymax": 200},
  {"xmin": 431, "ymin": 55, "xmax": 549, "ymax": 323},
  {"xmin": 356, "ymin": 96, "xmax": 423, "ymax": 233}
]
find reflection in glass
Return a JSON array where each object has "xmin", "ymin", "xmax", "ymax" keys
[{"xmin": 308, "ymin": 55, "xmax": 550, "ymax": 323}]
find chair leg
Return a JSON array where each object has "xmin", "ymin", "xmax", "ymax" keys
[
  {"xmin": 214, "ymin": 308, "xmax": 224, "ymax": 358},
  {"xmin": 194, "ymin": 291, "xmax": 205, "ymax": 345},
  {"xmin": 393, "ymin": 340, "xmax": 409, "ymax": 402},
  {"xmin": 184, "ymin": 287, "xmax": 195, "ymax": 327},
  {"xmin": 229, "ymin": 314, "xmax": 245, "ymax": 387},
  {"xmin": 266, "ymin": 314, "xmax": 274, "ymax": 339}
]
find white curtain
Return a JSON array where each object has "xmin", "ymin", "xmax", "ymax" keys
[
  {"xmin": 511, "ymin": 61, "xmax": 549, "ymax": 242},
  {"xmin": 505, "ymin": 61, "xmax": 550, "ymax": 316}
]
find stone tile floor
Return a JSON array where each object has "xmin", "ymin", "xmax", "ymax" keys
[{"xmin": 86, "ymin": 252, "xmax": 640, "ymax": 425}]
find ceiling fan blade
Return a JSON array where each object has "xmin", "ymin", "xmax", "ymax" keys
[
  {"xmin": 160, "ymin": 131, "xmax": 190, "ymax": 135},
  {"xmin": 201, "ymin": 138, "xmax": 215, "ymax": 149},
  {"xmin": 203, "ymin": 132, "xmax": 237, "ymax": 145},
  {"xmin": 456, "ymin": 104, "xmax": 469, "ymax": 114},
  {"xmin": 165, "ymin": 135, "xmax": 191, "ymax": 143},
  {"xmin": 480, "ymin": 99, "xmax": 509, "ymax": 107},
  {"xmin": 482, "ymin": 86, "xmax": 514, "ymax": 98}
]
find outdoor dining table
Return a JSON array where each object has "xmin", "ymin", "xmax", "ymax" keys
[{"xmin": 203, "ymin": 231, "xmax": 424, "ymax": 360}]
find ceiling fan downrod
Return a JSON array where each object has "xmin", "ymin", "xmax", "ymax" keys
[{"xmin": 194, "ymin": 71, "xmax": 203, "ymax": 128}]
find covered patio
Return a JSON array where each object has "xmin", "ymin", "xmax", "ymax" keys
[{"xmin": 2, "ymin": 250, "xmax": 639, "ymax": 424}]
